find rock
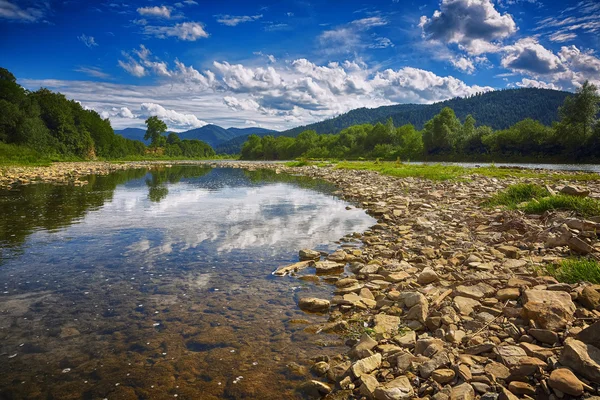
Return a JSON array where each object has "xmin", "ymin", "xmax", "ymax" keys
[
  {"xmin": 578, "ymin": 321, "xmax": 600, "ymax": 348},
  {"xmin": 548, "ymin": 368, "xmax": 584, "ymax": 396},
  {"xmin": 522, "ymin": 289, "xmax": 576, "ymax": 330},
  {"xmin": 496, "ymin": 288, "xmax": 520, "ymax": 301},
  {"xmin": 471, "ymin": 382, "xmax": 491, "ymax": 394},
  {"xmin": 417, "ymin": 267, "xmax": 439, "ymax": 284},
  {"xmin": 560, "ymin": 185, "xmax": 590, "ymax": 197},
  {"xmin": 453, "ymin": 296, "xmax": 481, "ymax": 315},
  {"xmin": 528, "ymin": 328, "xmax": 558, "ymax": 345},
  {"xmin": 432, "ymin": 368, "xmax": 455, "ymax": 384},
  {"xmin": 484, "ymin": 361, "xmax": 510, "ymax": 381},
  {"xmin": 450, "ymin": 383, "xmax": 475, "ymax": 400},
  {"xmin": 559, "ymin": 338, "xmax": 600, "ymax": 384},
  {"xmin": 315, "ymin": 260, "xmax": 345, "ymax": 273},
  {"xmin": 299, "ymin": 249, "xmax": 321, "ymax": 261},
  {"xmin": 419, "ymin": 351, "xmax": 450, "ymax": 379},
  {"xmin": 401, "ymin": 291, "xmax": 428, "ymax": 308},
  {"xmin": 498, "ymin": 245, "xmax": 520, "ymax": 259},
  {"xmin": 373, "ymin": 376, "xmax": 414, "ymax": 400},
  {"xmin": 373, "ymin": 314, "xmax": 401, "ymax": 337},
  {"xmin": 498, "ymin": 386, "xmax": 519, "ymax": 400},
  {"xmin": 298, "ymin": 298, "xmax": 330, "ymax": 313},
  {"xmin": 393, "ymin": 330, "xmax": 416, "ymax": 349},
  {"xmin": 508, "ymin": 381, "xmax": 535, "ymax": 396},
  {"xmin": 567, "ymin": 236, "xmax": 594, "ymax": 254},
  {"xmin": 580, "ymin": 285, "xmax": 600, "ymax": 310},
  {"xmin": 296, "ymin": 380, "xmax": 332, "ymax": 397},
  {"xmin": 328, "ymin": 249, "xmax": 348, "ymax": 262},
  {"xmin": 311, "ymin": 361, "xmax": 329, "ymax": 376},
  {"xmin": 351, "ymin": 333, "xmax": 378, "ymax": 359},
  {"xmin": 273, "ymin": 260, "xmax": 314, "ymax": 276},
  {"xmin": 359, "ymin": 374, "xmax": 380, "ymax": 399},
  {"xmin": 351, "ymin": 353, "xmax": 382, "ymax": 378}
]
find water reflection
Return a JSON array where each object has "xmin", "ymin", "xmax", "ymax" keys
[{"xmin": 0, "ymin": 166, "xmax": 375, "ymax": 400}]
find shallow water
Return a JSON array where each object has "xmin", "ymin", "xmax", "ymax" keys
[
  {"xmin": 407, "ymin": 161, "xmax": 600, "ymax": 172},
  {"xmin": 0, "ymin": 166, "xmax": 375, "ymax": 400}
]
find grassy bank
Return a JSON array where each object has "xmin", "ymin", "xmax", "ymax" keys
[
  {"xmin": 545, "ymin": 259, "xmax": 600, "ymax": 284},
  {"xmin": 485, "ymin": 183, "xmax": 600, "ymax": 217},
  {"xmin": 287, "ymin": 160, "xmax": 600, "ymax": 182}
]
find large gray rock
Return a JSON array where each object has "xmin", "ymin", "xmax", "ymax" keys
[
  {"xmin": 560, "ymin": 338, "xmax": 600, "ymax": 384},
  {"xmin": 373, "ymin": 376, "xmax": 414, "ymax": 400}
]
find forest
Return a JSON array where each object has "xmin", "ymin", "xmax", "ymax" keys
[
  {"xmin": 240, "ymin": 82, "xmax": 600, "ymax": 162},
  {"xmin": 0, "ymin": 67, "xmax": 214, "ymax": 162}
]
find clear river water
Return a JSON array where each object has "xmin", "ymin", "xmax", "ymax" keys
[{"xmin": 0, "ymin": 166, "xmax": 375, "ymax": 400}]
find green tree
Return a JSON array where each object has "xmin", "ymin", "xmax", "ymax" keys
[
  {"xmin": 559, "ymin": 81, "xmax": 599, "ymax": 139},
  {"xmin": 144, "ymin": 116, "xmax": 168, "ymax": 148},
  {"xmin": 422, "ymin": 107, "xmax": 461, "ymax": 155}
]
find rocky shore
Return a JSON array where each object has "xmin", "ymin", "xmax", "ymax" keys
[
  {"xmin": 0, "ymin": 161, "xmax": 175, "ymax": 189},
  {"xmin": 220, "ymin": 161, "xmax": 600, "ymax": 400},
  {"xmin": 3, "ymin": 160, "xmax": 600, "ymax": 399}
]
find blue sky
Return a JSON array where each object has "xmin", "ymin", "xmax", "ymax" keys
[{"xmin": 1, "ymin": 0, "xmax": 599, "ymax": 131}]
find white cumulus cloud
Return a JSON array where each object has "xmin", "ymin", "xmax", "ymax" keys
[
  {"xmin": 137, "ymin": 6, "xmax": 171, "ymax": 18},
  {"xmin": 141, "ymin": 103, "xmax": 208, "ymax": 129}
]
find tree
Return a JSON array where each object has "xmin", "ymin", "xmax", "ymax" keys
[
  {"xmin": 559, "ymin": 81, "xmax": 599, "ymax": 138},
  {"xmin": 144, "ymin": 116, "xmax": 168, "ymax": 148},
  {"xmin": 422, "ymin": 107, "xmax": 461, "ymax": 155}
]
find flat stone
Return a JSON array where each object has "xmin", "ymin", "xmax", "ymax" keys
[
  {"xmin": 484, "ymin": 361, "xmax": 510, "ymax": 381},
  {"xmin": 453, "ymin": 296, "xmax": 481, "ymax": 315},
  {"xmin": 496, "ymin": 288, "xmax": 520, "ymax": 301},
  {"xmin": 351, "ymin": 353, "xmax": 382, "ymax": 378},
  {"xmin": 559, "ymin": 338, "xmax": 600, "ymax": 384},
  {"xmin": 315, "ymin": 260, "xmax": 345, "ymax": 273},
  {"xmin": 529, "ymin": 328, "xmax": 558, "ymax": 345},
  {"xmin": 419, "ymin": 351, "xmax": 450, "ymax": 379},
  {"xmin": 351, "ymin": 333, "xmax": 378, "ymax": 359},
  {"xmin": 393, "ymin": 330, "xmax": 416, "ymax": 349},
  {"xmin": 432, "ymin": 368, "xmax": 455, "ymax": 384},
  {"xmin": 327, "ymin": 249, "xmax": 348, "ymax": 262},
  {"xmin": 548, "ymin": 368, "xmax": 584, "ymax": 396},
  {"xmin": 580, "ymin": 285, "xmax": 600, "ymax": 310},
  {"xmin": 373, "ymin": 314, "xmax": 401, "ymax": 337},
  {"xmin": 508, "ymin": 381, "xmax": 535, "ymax": 396},
  {"xmin": 299, "ymin": 249, "xmax": 321, "ymax": 260},
  {"xmin": 522, "ymin": 289, "xmax": 576, "ymax": 330},
  {"xmin": 450, "ymin": 383, "xmax": 475, "ymax": 400},
  {"xmin": 417, "ymin": 267, "xmax": 439, "ymax": 284},
  {"xmin": 374, "ymin": 376, "xmax": 414, "ymax": 400},
  {"xmin": 497, "ymin": 245, "xmax": 520, "ymax": 258},
  {"xmin": 298, "ymin": 297, "xmax": 330, "ymax": 313},
  {"xmin": 359, "ymin": 374, "xmax": 380, "ymax": 399},
  {"xmin": 577, "ymin": 320, "xmax": 600, "ymax": 348}
]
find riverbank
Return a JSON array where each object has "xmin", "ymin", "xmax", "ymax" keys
[
  {"xmin": 208, "ymin": 161, "xmax": 600, "ymax": 399},
  {"xmin": 2, "ymin": 160, "xmax": 600, "ymax": 399}
]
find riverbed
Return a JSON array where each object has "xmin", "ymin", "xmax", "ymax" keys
[{"xmin": 0, "ymin": 165, "xmax": 375, "ymax": 399}]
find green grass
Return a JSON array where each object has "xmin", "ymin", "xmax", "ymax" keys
[
  {"xmin": 523, "ymin": 194, "xmax": 600, "ymax": 217},
  {"xmin": 484, "ymin": 183, "xmax": 550, "ymax": 208},
  {"xmin": 485, "ymin": 183, "xmax": 600, "ymax": 217},
  {"xmin": 0, "ymin": 143, "xmax": 57, "ymax": 166},
  {"xmin": 544, "ymin": 259, "xmax": 600, "ymax": 284},
  {"xmin": 321, "ymin": 161, "xmax": 600, "ymax": 182}
]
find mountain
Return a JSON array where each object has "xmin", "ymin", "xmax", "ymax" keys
[
  {"xmin": 115, "ymin": 125, "xmax": 277, "ymax": 149},
  {"xmin": 279, "ymin": 88, "xmax": 571, "ymax": 137},
  {"xmin": 215, "ymin": 129, "xmax": 277, "ymax": 154},
  {"xmin": 114, "ymin": 128, "xmax": 147, "ymax": 142}
]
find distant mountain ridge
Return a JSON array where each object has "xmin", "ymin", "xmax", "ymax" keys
[
  {"xmin": 279, "ymin": 88, "xmax": 571, "ymax": 137},
  {"xmin": 115, "ymin": 125, "xmax": 276, "ymax": 148}
]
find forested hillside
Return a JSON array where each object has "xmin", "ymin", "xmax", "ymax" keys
[
  {"xmin": 281, "ymin": 88, "xmax": 570, "ymax": 137},
  {"xmin": 240, "ymin": 83, "xmax": 600, "ymax": 162},
  {"xmin": 0, "ymin": 67, "xmax": 215, "ymax": 162}
]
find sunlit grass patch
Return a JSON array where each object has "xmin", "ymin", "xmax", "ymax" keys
[
  {"xmin": 544, "ymin": 258, "xmax": 600, "ymax": 284},
  {"xmin": 523, "ymin": 194, "xmax": 600, "ymax": 218},
  {"xmin": 484, "ymin": 183, "xmax": 550, "ymax": 208},
  {"xmin": 0, "ymin": 143, "xmax": 55, "ymax": 166}
]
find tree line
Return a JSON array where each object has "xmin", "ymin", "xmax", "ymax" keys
[
  {"xmin": 0, "ymin": 67, "xmax": 214, "ymax": 160},
  {"xmin": 241, "ymin": 82, "xmax": 600, "ymax": 162}
]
